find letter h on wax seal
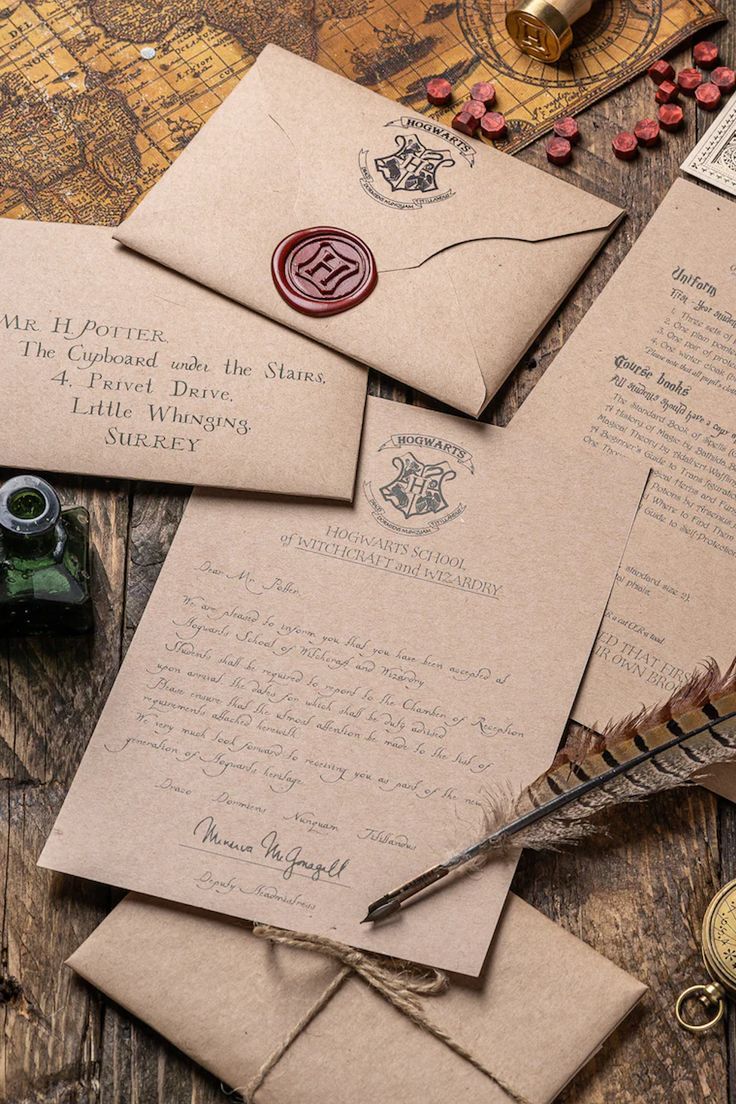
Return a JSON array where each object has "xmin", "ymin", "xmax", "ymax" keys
[{"xmin": 272, "ymin": 228, "xmax": 377, "ymax": 317}]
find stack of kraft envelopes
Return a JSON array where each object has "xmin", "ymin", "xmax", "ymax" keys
[{"xmin": 29, "ymin": 42, "xmax": 659, "ymax": 1104}]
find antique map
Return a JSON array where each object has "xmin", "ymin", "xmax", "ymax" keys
[{"xmin": 0, "ymin": 0, "xmax": 724, "ymax": 224}]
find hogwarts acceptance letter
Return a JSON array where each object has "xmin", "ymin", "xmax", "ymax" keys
[
  {"xmin": 511, "ymin": 181, "xmax": 736, "ymax": 769},
  {"xmin": 40, "ymin": 398, "xmax": 646, "ymax": 974}
]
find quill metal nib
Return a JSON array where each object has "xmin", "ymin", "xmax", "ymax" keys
[
  {"xmin": 361, "ymin": 866, "xmax": 453, "ymax": 922},
  {"xmin": 360, "ymin": 899, "xmax": 403, "ymax": 924}
]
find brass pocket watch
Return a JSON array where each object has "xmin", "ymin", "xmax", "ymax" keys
[{"xmin": 677, "ymin": 879, "xmax": 736, "ymax": 1033}]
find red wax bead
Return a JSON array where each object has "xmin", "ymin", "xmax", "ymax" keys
[
  {"xmin": 452, "ymin": 109, "xmax": 480, "ymax": 137},
  {"xmin": 695, "ymin": 82, "xmax": 722, "ymax": 110},
  {"xmin": 655, "ymin": 80, "xmax": 679, "ymax": 104},
  {"xmin": 612, "ymin": 132, "xmax": 638, "ymax": 160},
  {"xmin": 480, "ymin": 111, "xmax": 507, "ymax": 141},
  {"xmin": 553, "ymin": 116, "xmax": 580, "ymax": 143},
  {"xmin": 677, "ymin": 67, "xmax": 703, "ymax": 94},
  {"xmin": 426, "ymin": 77, "xmax": 453, "ymax": 106},
  {"xmin": 658, "ymin": 103, "xmax": 684, "ymax": 131},
  {"xmin": 546, "ymin": 136, "xmax": 572, "ymax": 165},
  {"xmin": 462, "ymin": 99, "xmax": 487, "ymax": 120},
  {"xmin": 693, "ymin": 41, "xmax": 719, "ymax": 68},
  {"xmin": 634, "ymin": 117, "xmax": 660, "ymax": 147},
  {"xmin": 648, "ymin": 59, "xmax": 676, "ymax": 84},
  {"xmin": 712, "ymin": 66, "xmax": 736, "ymax": 93},
  {"xmin": 470, "ymin": 80, "xmax": 496, "ymax": 108}
]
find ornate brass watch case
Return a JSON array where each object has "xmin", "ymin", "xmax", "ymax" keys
[{"xmin": 676, "ymin": 879, "xmax": 736, "ymax": 1033}]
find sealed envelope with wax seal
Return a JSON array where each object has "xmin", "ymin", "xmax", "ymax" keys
[{"xmin": 113, "ymin": 44, "xmax": 624, "ymax": 418}]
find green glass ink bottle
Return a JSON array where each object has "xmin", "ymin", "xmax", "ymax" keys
[{"xmin": 0, "ymin": 474, "xmax": 92, "ymax": 636}]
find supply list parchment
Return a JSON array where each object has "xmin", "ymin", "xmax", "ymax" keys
[
  {"xmin": 512, "ymin": 180, "xmax": 736, "ymax": 738},
  {"xmin": 39, "ymin": 397, "xmax": 647, "ymax": 974}
]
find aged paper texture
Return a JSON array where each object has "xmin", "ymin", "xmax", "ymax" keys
[
  {"xmin": 511, "ymin": 181, "xmax": 736, "ymax": 804},
  {"xmin": 40, "ymin": 397, "xmax": 647, "ymax": 973},
  {"xmin": 114, "ymin": 46, "xmax": 623, "ymax": 416}
]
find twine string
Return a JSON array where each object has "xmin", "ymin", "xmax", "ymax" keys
[{"xmin": 238, "ymin": 924, "xmax": 531, "ymax": 1104}]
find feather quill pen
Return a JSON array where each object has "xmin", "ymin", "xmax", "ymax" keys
[{"xmin": 362, "ymin": 658, "xmax": 736, "ymax": 923}]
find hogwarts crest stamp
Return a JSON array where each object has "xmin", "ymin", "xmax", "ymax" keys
[
  {"xmin": 359, "ymin": 117, "xmax": 474, "ymax": 209},
  {"xmin": 363, "ymin": 432, "xmax": 474, "ymax": 534}
]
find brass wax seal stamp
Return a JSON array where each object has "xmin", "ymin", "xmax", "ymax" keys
[
  {"xmin": 676, "ymin": 879, "xmax": 736, "ymax": 1033},
  {"xmin": 505, "ymin": 0, "xmax": 593, "ymax": 62}
]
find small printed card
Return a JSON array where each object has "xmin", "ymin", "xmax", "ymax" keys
[
  {"xmin": 0, "ymin": 220, "xmax": 366, "ymax": 499},
  {"xmin": 682, "ymin": 94, "xmax": 736, "ymax": 196}
]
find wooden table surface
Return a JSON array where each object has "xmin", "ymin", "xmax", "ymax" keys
[{"xmin": 2, "ymin": 6, "xmax": 736, "ymax": 1103}]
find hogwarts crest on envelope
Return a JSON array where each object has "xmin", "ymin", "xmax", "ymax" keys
[
  {"xmin": 114, "ymin": 44, "xmax": 625, "ymax": 418},
  {"xmin": 365, "ymin": 127, "xmax": 461, "ymax": 205}
]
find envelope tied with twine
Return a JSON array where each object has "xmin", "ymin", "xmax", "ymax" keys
[
  {"xmin": 114, "ymin": 44, "xmax": 624, "ymax": 417},
  {"xmin": 68, "ymin": 892, "xmax": 645, "ymax": 1104}
]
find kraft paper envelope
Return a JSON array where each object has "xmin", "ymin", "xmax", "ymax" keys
[
  {"xmin": 0, "ymin": 219, "xmax": 366, "ymax": 499},
  {"xmin": 68, "ymin": 892, "xmax": 646, "ymax": 1104},
  {"xmin": 40, "ymin": 396, "xmax": 648, "ymax": 975},
  {"xmin": 112, "ymin": 44, "xmax": 624, "ymax": 417},
  {"xmin": 508, "ymin": 180, "xmax": 736, "ymax": 799}
]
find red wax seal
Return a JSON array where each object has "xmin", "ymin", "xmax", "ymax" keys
[
  {"xmin": 426, "ymin": 77, "xmax": 452, "ymax": 106},
  {"xmin": 612, "ymin": 132, "xmax": 638, "ymax": 160},
  {"xmin": 553, "ymin": 116, "xmax": 580, "ymax": 143},
  {"xmin": 480, "ymin": 111, "xmax": 507, "ymax": 141},
  {"xmin": 470, "ymin": 80, "xmax": 496, "ymax": 108},
  {"xmin": 712, "ymin": 66, "xmax": 736, "ymax": 93},
  {"xmin": 452, "ymin": 109, "xmax": 480, "ymax": 136},
  {"xmin": 271, "ymin": 228, "xmax": 377, "ymax": 318},
  {"xmin": 695, "ymin": 82, "xmax": 722, "ymax": 110},
  {"xmin": 693, "ymin": 41, "xmax": 719, "ymax": 69},
  {"xmin": 677, "ymin": 67, "xmax": 703, "ymax": 94},
  {"xmin": 634, "ymin": 118, "xmax": 660, "ymax": 147},
  {"xmin": 546, "ymin": 136, "xmax": 572, "ymax": 166},
  {"xmin": 655, "ymin": 80, "xmax": 679, "ymax": 104},
  {"xmin": 648, "ymin": 59, "xmax": 675, "ymax": 85},
  {"xmin": 658, "ymin": 103, "xmax": 684, "ymax": 131}
]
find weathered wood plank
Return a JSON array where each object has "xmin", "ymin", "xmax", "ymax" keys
[{"xmin": 1, "ymin": 474, "xmax": 130, "ymax": 1104}]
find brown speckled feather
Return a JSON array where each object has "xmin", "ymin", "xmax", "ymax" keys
[
  {"xmin": 364, "ymin": 660, "xmax": 736, "ymax": 922},
  {"xmin": 483, "ymin": 657, "xmax": 736, "ymax": 853}
]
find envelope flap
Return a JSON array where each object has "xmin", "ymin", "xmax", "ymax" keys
[{"xmin": 255, "ymin": 45, "xmax": 623, "ymax": 271}]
